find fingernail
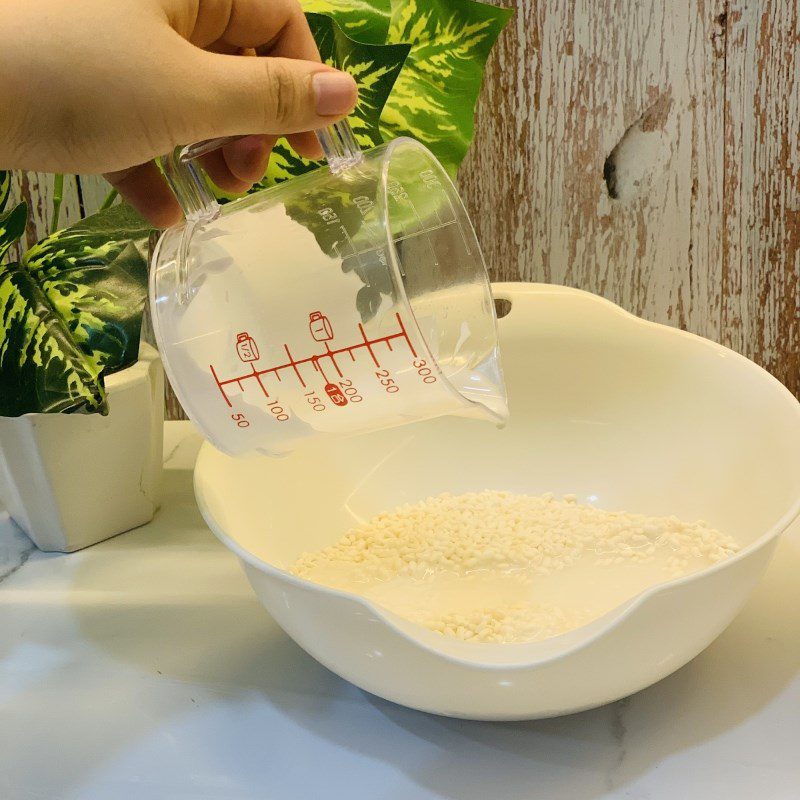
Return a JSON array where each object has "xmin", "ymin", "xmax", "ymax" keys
[{"xmin": 313, "ymin": 71, "xmax": 357, "ymax": 116}]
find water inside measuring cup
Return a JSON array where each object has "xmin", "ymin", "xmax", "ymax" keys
[
  {"xmin": 401, "ymin": 286, "xmax": 507, "ymax": 424},
  {"xmin": 157, "ymin": 198, "xmax": 505, "ymax": 456},
  {"xmin": 386, "ymin": 208, "xmax": 507, "ymax": 424}
]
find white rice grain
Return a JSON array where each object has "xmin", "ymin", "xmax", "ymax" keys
[{"xmin": 290, "ymin": 492, "xmax": 739, "ymax": 644}]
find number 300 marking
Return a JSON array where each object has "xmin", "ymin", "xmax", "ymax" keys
[{"xmin": 413, "ymin": 359, "xmax": 437, "ymax": 384}]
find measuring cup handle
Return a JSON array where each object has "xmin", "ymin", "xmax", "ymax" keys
[
  {"xmin": 316, "ymin": 120, "xmax": 363, "ymax": 173},
  {"xmin": 159, "ymin": 120, "xmax": 363, "ymax": 221},
  {"xmin": 160, "ymin": 148, "xmax": 220, "ymax": 222}
]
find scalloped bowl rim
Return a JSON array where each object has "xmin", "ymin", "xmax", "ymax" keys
[{"xmin": 194, "ymin": 282, "xmax": 800, "ymax": 670}]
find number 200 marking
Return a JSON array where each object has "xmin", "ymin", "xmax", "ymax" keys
[{"xmin": 340, "ymin": 379, "xmax": 363, "ymax": 402}]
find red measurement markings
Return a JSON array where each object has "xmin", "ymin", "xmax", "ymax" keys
[
  {"xmin": 211, "ymin": 313, "xmax": 416, "ymax": 402},
  {"xmin": 395, "ymin": 312, "xmax": 418, "ymax": 358},
  {"xmin": 324, "ymin": 341, "xmax": 344, "ymax": 377},
  {"xmin": 250, "ymin": 363, "xmax": 270, "ymax": 397},
  {"xmin": 210, "ymin": 364, "xmax": 233, "ymax": 408},
  {"xmin": 284, "ymin": 344, "xmax": 306, "ymax": 388},
  {"xmin": 311, "ymin": 355, "xmax": 331, "ymax": 383},
  {"xmin": 358, "ymin": 322, "xmax": 380, "ymax": 367},
  {"xmin": 325, "ymin": 383, "xmax": 348, "ymax": 406}
]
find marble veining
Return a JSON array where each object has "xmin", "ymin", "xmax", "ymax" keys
[
  {"xmin": 606, "ymin": 697, "xmax": 631, "ymax": 790},
  {"xmin": 0, "ymin": 422, "xmax": 798, "ymax": 800},
  {"xmin": 0, "ymin": 515, "xmax": 35, "ymax": 584}
]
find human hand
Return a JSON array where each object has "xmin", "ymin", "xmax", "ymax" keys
[{"xmin": 0, "ymin": 0, "xmax": 358, "ymax": 225}]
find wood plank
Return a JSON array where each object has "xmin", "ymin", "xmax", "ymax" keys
[
  {"xmin": 459, "ymin": 0, "xmax": 798, "ymax": 396},
  {"xmin": 77, "ymin": 174, "xmax": 117, "ymax": 216},
  {"xmin": 164, "ymin": 385, "xmax": 188, "ymax": 421},
  {"xmin": 722, "ymin": 0, "xmax": 799, "ymax": 396},
  {"xmin": 4, "ymin": 1, "xmax": 798, "ymax": 419},
  {"xmin": 460, "ymin": 0, "xmax": 726, "ymax": 336},
  {"xmin": 6, "ymin": 171, "xmax": 83, "ymax": 260}
]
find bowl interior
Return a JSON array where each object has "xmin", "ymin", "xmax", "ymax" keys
[{"xmin": 196, "ymin": 284, "xmax": 800, "ymax": 646}]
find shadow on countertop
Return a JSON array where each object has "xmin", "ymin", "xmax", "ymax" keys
[{"xmin": 2, "ymin": 460, "xmax": 798, "ymax": 800}]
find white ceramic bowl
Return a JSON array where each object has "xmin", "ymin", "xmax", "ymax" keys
[{"xmin": 194, "ymin": 283, "xmax": 800, "ymax": 720}]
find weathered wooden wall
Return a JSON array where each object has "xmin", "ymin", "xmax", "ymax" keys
[
  {"xmin": 461, "ymin": 0, "xmax": 799, "ymax": 396},
  {"xmin": 8, "ymin": 0, "xmax": 799, "ymax": 417},
  {"xmin": 7, "ymin": 174, "xmax": 114, "ymax": 263}
]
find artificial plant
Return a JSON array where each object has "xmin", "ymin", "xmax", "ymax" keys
[
  {"xmin": 0, "ymin": 0, "xmax": 510, "ymax": 417},
  {"xmin": 0, "ymin": 194, "xmax": 152, "ymax": 415},
  {"xmin": 257, "ymin": 0, "xmax": 512, "ymax": 188}
]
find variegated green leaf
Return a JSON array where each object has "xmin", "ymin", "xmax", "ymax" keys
[
  {"xmin": 255, "ymin": 14, "xmax": 410, "ymax": 187},
  {"xmin": 281, "ymin": 167, "xmax": 406, "ymax": 323},
  {"xmin": 301, "ymin": 0, "xmax": 391, "ymax": 44},
  {"xmin": 0, "ymin": 170, "xmax": 11, "ymax": 214},
  {"xmin": 0, "ymin": 261, "xmax": 105, "ymax": 415},
  {"xmin": 311, "ymin": 13, "xmax": 409, "ymax": 147},
  {"xmin": 24, "ymin": 203, "xmax": 152, "ymax": 378},
  {"xmin": 284, "ymin": 172, "xmax": 381, "ymax": 259},
  {"xmin": 380, "ymin": 0, "xmax": 512, "ymax": 176},
  {"xmin": 0, "ymin": 202, "xmax": 27, "ymax": 262}
]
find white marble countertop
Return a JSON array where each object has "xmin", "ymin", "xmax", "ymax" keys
[{"xmin": 1, "ymin": 422, "xmax": 799, "ymax": 800}]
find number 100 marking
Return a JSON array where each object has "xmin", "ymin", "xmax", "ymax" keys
[{"xmin": 266, "ymin": 400, "xmax": 290, "ymax": 421}]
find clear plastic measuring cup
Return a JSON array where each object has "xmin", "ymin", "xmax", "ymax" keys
[{"xmin": 150, "ymin": 122, "xmax": 508, "ymax": 456}]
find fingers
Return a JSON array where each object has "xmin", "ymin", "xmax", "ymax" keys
[
  {"xmin": 192, "ymin": 129, "xmax": 322, "ymax": 198},
  {"xmin": 105, "ymin": 131, "xmax": 322, "ymax": 227},
  {"xmin": 182, "ymin": 48, "xmax": 357, "ymax": 142},
  {"xmin": 199, "ymin": 134, "xmax": 275, "ymax": 192},
  {"xmin": 104, "ymin": 162, "xmax": 182, "ymax": 228},
  {"xmin": 251, "ymin": 2, "xmax": 320, "ymax": 62},
  {"xmin": 190, "ymin": 1, "xmax": 327, "ymax": 164},
  {"xmin": 108, "ymin": 1, "xmax": 354, "ymax": 224},
  {"xmin": 193, "ymin": 0, "xmax": 320, "ymax": 62},
  {"xmin": 198, "ymin": 150, "xmax": 251, "ymax": 195},
  {"xmin": 221, "ymin": 134, "xmax": 275, "ymax": 182},
  {"xmin": 105, "ymin": 138, "xmax": 271, "ymax": 227},
  {"xmin": 287, "ymin": 130, "xmax": 324, "ymax": 161}
]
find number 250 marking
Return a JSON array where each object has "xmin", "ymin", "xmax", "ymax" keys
[{"xmin": 375, "ymin": 369, "xmax": 400, "ymax": 393}]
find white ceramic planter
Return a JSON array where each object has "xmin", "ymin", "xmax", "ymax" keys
[{"xmin": 0, "ymin": 344, "xmax": 164, "ymax": 552}]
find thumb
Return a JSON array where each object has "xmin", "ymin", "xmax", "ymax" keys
[{"xmin": 182, "ymin": 52, "xmax": 358, "ymax": 141}]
